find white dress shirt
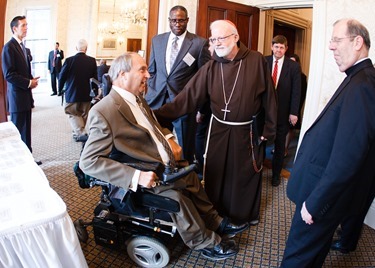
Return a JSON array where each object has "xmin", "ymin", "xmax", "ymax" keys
[{"xmin": 166, "ymin": 31, "xmax": 187, "ymax": 74}]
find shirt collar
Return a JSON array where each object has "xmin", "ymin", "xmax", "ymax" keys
[
  {"xmin": 13, "ymin": 35, "xmax": 23, "ymax": 45},
  {"xmin": 169, "ymin": 30, "xmax": 187, "ymax": 43},
  {"xmin": 112, "ymin": 85, "xmax": 138, "ymax": 106}
]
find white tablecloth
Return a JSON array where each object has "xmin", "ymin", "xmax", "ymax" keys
[{"xmin": 0, "ymin": 122, "xmax": 87, "ymax": 268}]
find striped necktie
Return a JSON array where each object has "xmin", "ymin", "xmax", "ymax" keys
[
  {"xmin": 170, "ymin": 36, "xmax": 179, "ymax": 69},
  {"xmin": 136, "ymin": 96, "xmax": 176, "ymax": 167}
]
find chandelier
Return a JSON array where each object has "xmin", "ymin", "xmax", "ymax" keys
[
  {"xmin": 98, "ymin": 0, "xmax": 147, "ymax": 38},
  {"xmin": 121, "ymin": 1, "xmax": 148, "ymax": 26}
]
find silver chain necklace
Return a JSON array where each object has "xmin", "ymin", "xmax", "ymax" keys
[{"xmin": 220, "ymin": 59, "xmax": 242, "ymax": 120}]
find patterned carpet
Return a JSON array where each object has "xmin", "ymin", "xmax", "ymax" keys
[{"xmin": 31, "ymin": 83, "xmax": 375, "ymax": 267}]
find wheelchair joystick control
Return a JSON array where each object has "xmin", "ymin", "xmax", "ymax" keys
[{"xmin": 162, "ymin": 162, "xmax": 198, "ymax": 184}]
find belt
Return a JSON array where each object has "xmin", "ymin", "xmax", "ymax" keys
[{"xmin": 212, "ymin": 114, "xmax": 253, "ymax": 126}]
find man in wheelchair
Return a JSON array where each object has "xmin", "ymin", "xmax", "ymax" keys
[{"xmin": 79, "ymin": 52, "xmax": 248, "ymax": 261}]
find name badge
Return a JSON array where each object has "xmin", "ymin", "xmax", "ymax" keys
[
  {"xmin": 57, "ymin": 54, "xmax": 61, "ymax": 58},
  {"xmin": 183, "ymin": 53, "xmax": 195, "ymax": 66}
]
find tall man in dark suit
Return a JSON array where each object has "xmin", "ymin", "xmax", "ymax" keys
[
  {"xmin": 266, "ymin": 35, "xmax": 301, "ymax": 187},
  {"xmin": 145, "ymin": 5, "xmax": 211, "ymax": 164},
  {"xmin": 59, "ymin": 39, "xmax": 97, "ymax": 142},
  {"xmin": 79, "ymin": 52, "xmax": 248, "ymax": 260},
  {"xmin": 48, "ymin": 42, "xmax": 64, "ymax": 96},
  {"xmin": 2, "ymin": 16, "xmax": 40, "ymax": 159},
  {"xmin": 281, "ymin": 19, "xmax": 375, "ymax": 267}
]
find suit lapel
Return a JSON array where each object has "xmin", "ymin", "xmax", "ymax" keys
[
  {"xmin": 308, "ymin": 75, "xmax": 351, "ymax": 130},
  {"xmin": 279, "ymin": 58, "xmax": 289, "ymax": 83},
  {"xmin": 160, "ymin": 34, "xmax": 169, "ymax": 76},
  {"xmin": 109, "ymin": 90, "xmax": 137, "ymax": 125},
  {"xmin": 11, "ymin": 38, "xmax": 28, "ymax": 66},
  {"xmin": 169, "ymin": 32, "xmax": 193, "ymax": 75},
  {"xmin": 110, "ymin": 90, "xmax": 152, "ymax": 134}
]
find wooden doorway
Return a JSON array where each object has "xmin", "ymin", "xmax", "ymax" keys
[
  {"xmin": 274, "ymin": 22, "xmax": 296, "ymax": 57},
  {"xmin": 127, "ymin": 38, "xmax": 142, "ymax": 52},
  {"xmin": 196, "ymin": 0, "xmax": 260, "ymax": 50}
]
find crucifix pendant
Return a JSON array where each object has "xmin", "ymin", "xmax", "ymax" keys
[{"xmin": 221, "ymin": 104, "xmax": 230, "ymax": 120}]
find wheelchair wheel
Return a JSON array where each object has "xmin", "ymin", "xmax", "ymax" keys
[
  {"xmin": 74, "ymin": 219, "xmax": 89, "ymax": 243},
  {"xmin": 126, "ymin": 236, "xmax": 170, "ymax": 268}
]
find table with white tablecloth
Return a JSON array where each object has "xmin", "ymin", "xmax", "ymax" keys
[{"xmin": 0, "ymin": 122, "xmax": 87, "ymax": 268}]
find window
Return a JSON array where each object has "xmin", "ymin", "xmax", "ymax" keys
[{"xmin": 25, "ymin": 9, "xmax": 50, "ymax": 81}]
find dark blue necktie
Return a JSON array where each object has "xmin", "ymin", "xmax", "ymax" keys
[{"xmin": 20, "ymin": 42, "xmax": 28, "ymax": 62}]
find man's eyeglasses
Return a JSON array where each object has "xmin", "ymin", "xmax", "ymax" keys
[
  {"xmin": 169, "ymin": 18, "xmax": 188, "ymax": 25},
  {"xmin": 209, "ymin": 34, "xmax": 235, "ymax": 44},
  {"xmin": 329, "ymin": 36, "xmax": 356, "ymax": 44}
]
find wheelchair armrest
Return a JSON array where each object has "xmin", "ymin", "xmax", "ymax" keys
[
  {"xmin": 133, "ymin": 191, "xmax": 180, "ymax": 213},
  {"xmin": 161, "ymin": 163, "xmax": 198, "ymax": 184}
]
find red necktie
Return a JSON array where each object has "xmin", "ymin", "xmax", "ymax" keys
[{"xmin": 272, "ymin": 60, "xmax": 278, "ymax": 86}]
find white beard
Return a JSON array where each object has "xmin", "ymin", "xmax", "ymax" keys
[{"xmin": 214, "ymin": 42, "xmax": 236, "ymax": 58}]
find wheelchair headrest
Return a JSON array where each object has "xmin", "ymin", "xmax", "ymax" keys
[{"xmin": 102, "ymin": 73, "xmax": 112, "ymax": 97}]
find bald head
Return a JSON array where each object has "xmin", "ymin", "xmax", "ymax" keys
[
  {"xmin": 209, "ymin": 20, "xmax": 240, "ymax": 60},
  {"xmin": 210, "ymin": 20, "xmax": 238, "ymax": 35}
]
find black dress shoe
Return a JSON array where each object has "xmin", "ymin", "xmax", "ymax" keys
[
  {"xmin": 331, "ymin": 240, "xmax": 355, "ymax": 254},
  {"xmin": 217, "ymin": 217, "xmax": 249, "ymax": 236},
  {"xmin": 35, "ymin": 160, "xmax": 42, "ymax": 165},
  {"xmin": 75, "ymin": 134, "xmax": 88, "ymax": 142},
  {"xmin": 272, "ymin": 176, "xmax": 281, "ymax": 187},
  {"xmin": 51, "ymin": 93, "xmax": 57, "ymax": 96},
  {"xmin": 200, "ymin": 239, "xmax": 238, "ymax": 260}
]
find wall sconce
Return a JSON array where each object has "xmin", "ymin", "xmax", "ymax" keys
[
  {"xmin": 118, "ymin": 37, "xmax": 125, "ymax": 46},
  {"xmin": 97, "ymin": 36, "xmax": 103, "ymax": 46}
]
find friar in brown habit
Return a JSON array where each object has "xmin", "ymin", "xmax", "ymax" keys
[{"xmin": 155, "ymin": 20, "xmax": 277, "ymax": 224}]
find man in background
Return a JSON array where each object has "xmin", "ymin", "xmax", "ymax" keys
[
  {"xmin": 59, "ymin": 39, "xmax": 97, "ymax": 142},
  {"xmin": 97, "ymin": 59, "xmax": 110, "ymax": 84},
  {"xmin": 48, "ymin": 42, "xmax": 64, "ymax": 96},
  {"xmin": 2, "ymin": 15, "xmax": 41, "ymax": 164},
  {"xmin": 281, "ymin": 19, "xmax": 375, "ymax": 267},
  {"xmin": 145, "ymin": 5, "xmax": 211, "ymax": 164},
  {"xmin": 266, "ymin": 35, "xmax": 301, "ymax": 187}
]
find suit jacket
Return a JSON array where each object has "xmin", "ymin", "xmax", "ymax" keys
[
  {"xmin": 145, "ymin": 31, "xmax": 211, "ymax": 109},
  {"xmin": 79, "ymin": 89, "xmax": 172, "ymax": 190},
  {"xmin": 1, "ymin": 37, "xmax": 34, "ymax": 113},
  {"xmin": 58, "ymin": 52, "xmax": 97, "ymax": 103},
  {"xmin": 287, "ymin": 59, "xmax": 375, "ymax": 219},
  {"xmin": 48, "ymin": 49, "xmax": 64, "ymax": 74},
  {"xmin": 266, "ymin": 56, "xmax": 301, "ymax": 126}
]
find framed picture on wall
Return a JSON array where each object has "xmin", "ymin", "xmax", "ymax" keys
[{"xmin": 102, "ymin": 38, "xmax": 116, "ymax": 49}]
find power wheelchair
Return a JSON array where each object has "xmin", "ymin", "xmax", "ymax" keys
[{"xmin": 73, "ymin": 155, "xmax": 198, "ymax": 268}]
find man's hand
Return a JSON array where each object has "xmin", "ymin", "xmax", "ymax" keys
[
  {"xmin": 138, "ymin": 171, "xmax": 159, "ymax": 188},
  {"xmin": 30, "ymin": 77, "xmax": 40, "ymax": 89},
  {"xmin": 196, "ymin": 111, "xmax": 204, "ymax": 123},
  {"xmin": 301, "ymin": 202, "xmax": 314, "ymax": 225},
  {"xmin": 168, "ymin": 138, "xmax": 182, "ymax": 161},
  {"xmin": 289, "ymin": 114, "xmax": 298, "ymax": 126}
]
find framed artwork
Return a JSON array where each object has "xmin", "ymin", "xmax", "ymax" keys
[{"xmin": 102, "ymin": 38, "xmax": 116, "ymax": 49}]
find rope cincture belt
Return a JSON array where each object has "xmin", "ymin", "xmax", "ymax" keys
[{"xmin": 202, "ymin": 114, "xmax": 263, "ymax": 187}]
